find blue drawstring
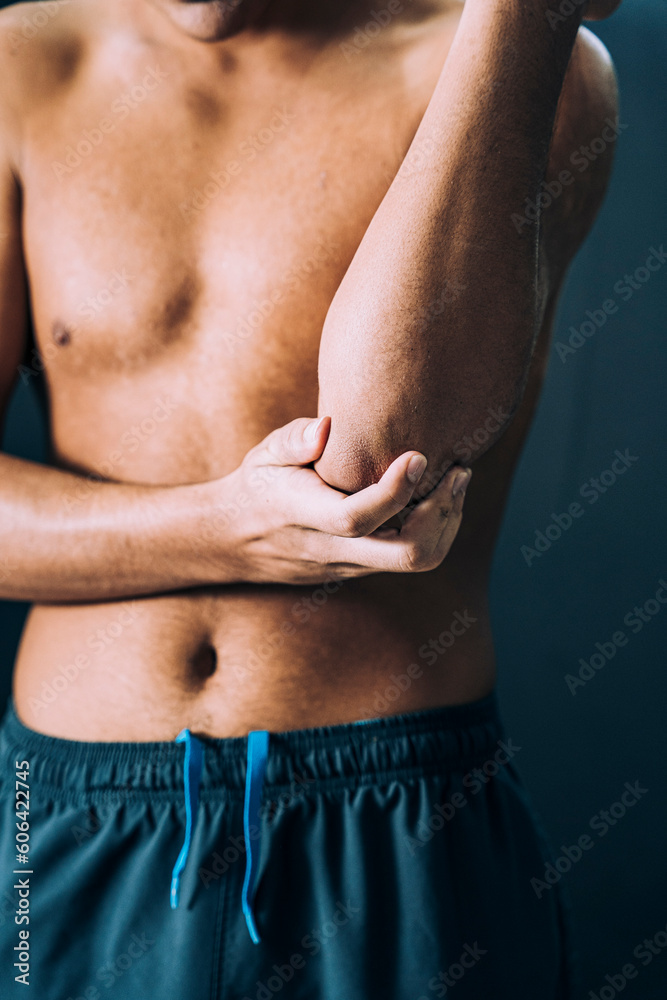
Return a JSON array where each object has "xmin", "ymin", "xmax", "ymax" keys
[
  {"xmin": 170, "ymin": 728, "xmax": 204, "ymax": 910},
  {"xmin": 169, "ymin": 726, "xmax": 269, "ymax": 946},
  {"xmin": 242, "ymin": 730, "xmax": 269, "ymax": 944}
]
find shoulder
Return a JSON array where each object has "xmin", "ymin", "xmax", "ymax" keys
[
  {"xmin": 556, "ymin": 26, "xmax": 619, "ymax": 170},
  {"xmin": 540, "ymin": 26, "xmax": 621, "ymax": 289},
  {"xmin": 0, "ymin": 1, "xmax": 94, "ymax": 159},
  {"xmin": 0, "ymin": 0, "xmax": 91, "ymax": 71}
]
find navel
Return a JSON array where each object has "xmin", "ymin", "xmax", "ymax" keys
[{"xmin": 187, "ymin": 643, "xmax": 218, "ymax": 689}]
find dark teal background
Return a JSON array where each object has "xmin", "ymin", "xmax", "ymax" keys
[{"xmin": 1, "ymin": 1, "xmax": 665, "ymax": 995}]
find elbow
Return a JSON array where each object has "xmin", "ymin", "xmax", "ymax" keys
[
  {"xmin": 313, "ymin": 394, "xmax": 520, "ymax": 498},
  {"xmin": 313, "ymin": 434, "xmax": 391, "ymax": 496}
]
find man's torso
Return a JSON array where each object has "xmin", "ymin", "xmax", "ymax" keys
[{"xmin": 5, "ymin": 0, "xmax": 594, "ymax": 737}]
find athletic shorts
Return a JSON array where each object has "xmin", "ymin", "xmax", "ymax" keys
[{"xmin": 0, "ymin": 692, "xmax": 576, "ymax": 999}]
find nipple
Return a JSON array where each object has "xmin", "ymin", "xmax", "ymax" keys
[{"xmin": 52, "ymin": 320, "xmax": 72, "ymax": 346}]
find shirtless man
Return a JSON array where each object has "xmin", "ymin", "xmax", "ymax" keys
[{"xmin": 0, "ymin": 0, "xmax": 621, "ymax": 997}]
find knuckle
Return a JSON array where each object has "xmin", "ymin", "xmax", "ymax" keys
[
  {"xmin": 263, "ymin": 430, "xmax": 282, "ymax": 461},
  {"xmin": 335, "ymin": 508, "xmax": 367, "ymax": 538},
  {"xmin": 400, "ymin": 538, "xmax": 440, "ymax": 573},
  {"xmin": 319, "ymin": 538, "xmax": 347, "ymax": 576},
  {"xmin": 386, "ymin": 486, "xmax": 408, "ymax": 510},
  {"xmin": 268, "ymin": 427, "xmax": 297, "ymax": 466},
  {"xmin": 284, "ymin": 422, "xmax": 301, "ymax": 450},
  {"xmin": 240, "ymin": 449, "xmax": 257, "ymax": 474},
  {"xmin": 401, "ymin": 541, "xmax": 427, "ymax": 572},
  {"xmin": 318, "ymin": 537, "xmax": 336, "ymax": 569},
  {"xmin": 333, "ymin": 564, "xmax": 358, "ymax": 581}
]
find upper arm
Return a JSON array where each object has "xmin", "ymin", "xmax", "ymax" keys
[
  {"xmin": 584, "ymin": 0, "xmax": 623, "ymax": 20},
  {"xmin": 0, "ymin": 21, "xmax": 29, "ymax": 437},
  {"xmin": 540, "ymin": 27, "xmax": 619, "ymax": 299}
]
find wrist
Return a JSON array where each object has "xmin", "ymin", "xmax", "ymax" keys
[{"xmin": 166, "ymin": 474, "xmax": 245, "ymax": 588}]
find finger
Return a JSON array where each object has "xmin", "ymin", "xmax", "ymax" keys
[
  {"xmin": 314, "ymin": 450, "xmax": 428, "ymax": 538},
  {"xmin": 399, "ymin": 465, "xmax": 470, "ymax": 544},
  {"xmin": 328, "ymin": 466, "xmax": 470, "ymax": 573},
  {"xmin": 428, "ymin": 467, "xmax": 471, "ymax": 561},
  {"xmin": 255, "ymin": 416, "xmax": 332, "ymax": 468}
]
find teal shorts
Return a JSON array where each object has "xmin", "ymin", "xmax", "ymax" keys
[{"xmin": 0, "ymin": 692, "xmax": 575, "ymax": 999}]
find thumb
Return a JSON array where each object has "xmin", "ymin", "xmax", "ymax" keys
[{"xmin": 264, "ymin": 416, "xmax": 331, "ymax": 467}]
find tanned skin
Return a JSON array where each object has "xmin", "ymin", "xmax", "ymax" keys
[{"xmin": 0, "ymin": 0, "xmax": 621, "ymax": 739}]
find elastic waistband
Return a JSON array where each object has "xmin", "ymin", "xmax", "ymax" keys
[{"xmin": 0, "ymin": 693, "xmax": 503, "ymax": 801}]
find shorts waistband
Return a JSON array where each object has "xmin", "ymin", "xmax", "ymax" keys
[{"xmin": 0, "ymin": 692, "xmax": 503, "ymax": 800}]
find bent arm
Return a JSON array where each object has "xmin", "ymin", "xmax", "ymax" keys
[
  {"xmin": 315, "ymin": 0, "xmax": 602, "ymax": 495},
  {"xmin": 0, "ymin": 453, "xmax": 235, "ymax": 603}
]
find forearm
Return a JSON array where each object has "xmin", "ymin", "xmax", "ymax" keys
[
  {"xmin": 315, "ymin": 0, "xmax": 584, "ymax": 494},
  {"xmin": 0, "ymin": 453, "xmax": 223, "ymax": 602}
]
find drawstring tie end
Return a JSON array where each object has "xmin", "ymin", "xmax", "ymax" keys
[
  {"xmin": 242, "ymin": 730, "xmax": 270, "ymax": 945},
  {"xmin": 169, "ymin": 725, "xmax": 270, "ymax": 948},
  {"xmin": 170, "ymin": 728, "xmax": 204, "ymax": 911}
]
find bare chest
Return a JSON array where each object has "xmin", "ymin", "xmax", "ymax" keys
[
  {"xmin": 19, "ymin": 26, "xmax": 456, "ymax": 476},
  {"xmin": 24, "ymin": 51, "xmax": 439, "ymax": 358}
]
